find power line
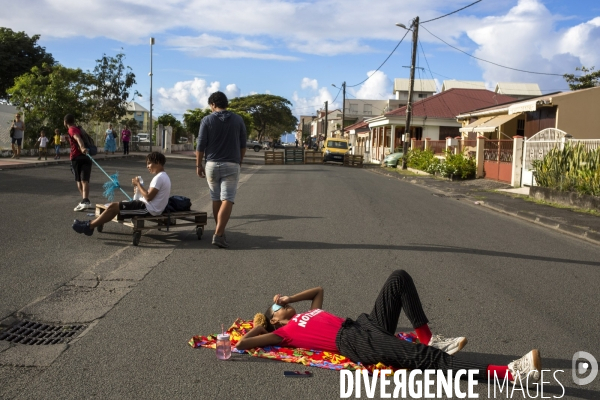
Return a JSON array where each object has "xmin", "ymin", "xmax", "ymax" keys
[
  {"xmin": 347, "ymin": 29, "xmax": 410, "ymax": 88},
  {"xmin": 421, "ymin": 0, "xmax": 483, "ymax": 24},
  {"xmin": 418, "ymin": 40, "xmax": 454, "ymax": 116},
  {"xmin": 420, "ymin": 25, "xmax": 566, "ymax": 77}
]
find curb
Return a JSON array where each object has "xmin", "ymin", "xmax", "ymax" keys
[
  {"xmin": 0, "ymin": 154, "xmax": 144, "ymax": 170},
  {"xmin": 478, "ymin": 202, "xmax": 600, "ymax": 246}
]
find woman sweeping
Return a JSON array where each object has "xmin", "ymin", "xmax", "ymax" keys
[
  {"xmin": 104, "ymin": 124, "xmax": 117, "ymax": 155},
  {"xmin": 236, "ymin": 269, "xmax": 541, "ymax": 384}
]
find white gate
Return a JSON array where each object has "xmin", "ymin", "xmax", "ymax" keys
[{"xmin": 521, "ymin": 128, "xmax": 568, "ymax": 187}]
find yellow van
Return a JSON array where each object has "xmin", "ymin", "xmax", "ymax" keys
[{"xmin": 322, "ymin": 138, "xmax": 350, "ymax": 162}]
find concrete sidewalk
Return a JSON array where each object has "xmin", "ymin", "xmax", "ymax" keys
[{"xmin": 371, "ymin": 167, "xmax": 600, "ymax": 246}]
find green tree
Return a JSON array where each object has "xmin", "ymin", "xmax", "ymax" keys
[
  {"xmin": 155, "ymin": 113, "xmax": 186, "ymax": 141},
  {"xmin": 563, "ymin": 66, "xmax": 600, "ymax": 91},
  {"xmin": 183, "ymin": 108, "xmax": 211, "ymax": 137},
  {"xmin": 90, "ymin": 52, "xmax": 138, "ymax": 123},
  {"xmin": 228, "ymin": 94, "xmax": 297, "ymax": 143},
  {"xmin": 0, "ymin": 28, "xmax": 55, "ymax": 101},
  {"xmin": 7, "ymin": 63, "xmax": 93, "ymax": 144}
]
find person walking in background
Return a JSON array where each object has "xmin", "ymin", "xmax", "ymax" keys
[
  {"xmin": 195, "ymin": 91, "xmax": 247, "ymax": 248},
  {"xmin": 104, "ymin": 123, "xmax": 116, "ymax": 155},
  {"xmin": 10, "ymin": 113, "xmax": 25, "ymax": 159},
  {"xmin": 121, "ymin": 125, "xmax": 131, "ymax": 155},
  {"xmin": 53, "ymin": 128, "xmax": 62, "ymax": 159},
  {"xmin": 36, "ymin": 129, "xmax": 49, "ymax": 160},
  {"xmin": 64, "ymin": 114, "xmax": 93, "ymax": 211}
]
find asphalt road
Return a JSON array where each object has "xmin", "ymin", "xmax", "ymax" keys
[{"xmin": 1, "ymin": 157, "xmax": 599, "ymax": 400}]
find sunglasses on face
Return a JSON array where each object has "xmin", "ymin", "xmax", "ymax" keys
[{"xmin": 272, "ymin": 304, "xmax": 283, "ymax": 313}]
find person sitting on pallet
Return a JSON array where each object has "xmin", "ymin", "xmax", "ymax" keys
[{"xmin": 72, "ymin": 152, "xmax": 171, "ymax": 236}]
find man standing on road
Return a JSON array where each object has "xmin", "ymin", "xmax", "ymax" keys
[
  {"xmin": 64, "ymin": 114, "xmax": 93, "ymax": 211},
  {"xmin": 196, "ymin": 91, "xmax": 247, "ymax": 248}
]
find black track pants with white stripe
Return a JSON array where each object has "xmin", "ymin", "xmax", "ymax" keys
[{"xmin": 336, "ymin": 269, "xmax": 487, "ymax": 374}]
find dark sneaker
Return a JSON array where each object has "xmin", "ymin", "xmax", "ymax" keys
[
  {"xmin": 72, "ymin": 219, "xmax": 94, "ymax": 236},
  {"xmin": 212, "ymin": 234, "xmax": 229, "ymax": 248}
]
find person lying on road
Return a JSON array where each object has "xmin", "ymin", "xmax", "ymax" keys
[{"xmin": 236, "ymin": 269, "xmax": 541, "ymax": 384}]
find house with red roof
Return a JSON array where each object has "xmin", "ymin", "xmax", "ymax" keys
[
  {"xmin": 343, "ymin": 120, "xmax": 370, "ymax": 155},
  {"xmin": 363, "ymin": 88, "xmax": 517, "ymax": 162}
]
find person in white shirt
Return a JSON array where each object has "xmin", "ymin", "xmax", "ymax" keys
[
  {"xmin": 36, "ymin": 129, "xmax": 49, "ymax": 160},
  {"xmin": 72, "ymin": 152, "xmax": 172, "ymax": 236}
]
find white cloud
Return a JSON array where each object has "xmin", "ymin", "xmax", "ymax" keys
[
  {"xmin": 465, "ymin": 0, "xmax": 597, "ymax": 90},
  {"xmin": 292, "ymin": 87, "xmax": 337, "ymax": 119},
  {"xmin": 156, "ymin": 78, "xmax": 240, "ymax": 115},
  {"xmin": 301, "ymin": 78, "xmax": 318, "ymax": 90},
  {"xmin": 351, "ymin": 71, "xmax": 394, "ymax": 99}
]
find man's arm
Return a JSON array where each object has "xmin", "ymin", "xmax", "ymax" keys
[
  {"xmin": 195, "ymin": 150, "xmax": 205, "ymax": 178},
  {"xmin": 72, "ymin": 133, "xmax": 88, "ymax": 154},
  {"xmin": 240, "ymin": 148, "xmax": 246, "ymax": 165},
  {"xmin": 133, "ymin": 177, "xmax": 159, "ymax": 201}
]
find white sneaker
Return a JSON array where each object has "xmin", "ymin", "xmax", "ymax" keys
[
  {"xmin": 428, "ymin": 334, "xmax": 468, "ymax": 355},
  {"xmin": 508, "ymin": 350, "xmax": 541, "ymax": 383},
  {"xmin": 74, "ymin": 201, "xmax": 92, "ymax": 212}
]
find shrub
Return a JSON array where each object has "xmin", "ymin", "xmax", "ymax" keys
[
  {"xmin": 406, "ymin": 149, "xmax": 439, "ymax": 173},
  {"xmin": 532, "ymin": 143, "xmax": 600, "ymax": 196},
  {"xmin": 407, "ymin": 149, "xmax": 475, "ymax": 178}
]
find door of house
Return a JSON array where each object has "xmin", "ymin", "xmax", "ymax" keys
[{"xmin": 483, "ymin": 139, "xmax": 514, "ymax": 183}]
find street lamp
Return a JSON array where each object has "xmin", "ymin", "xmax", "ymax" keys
[{"xmin": 149, "ymin": 37, "xmax": 154, "ymax": 153}]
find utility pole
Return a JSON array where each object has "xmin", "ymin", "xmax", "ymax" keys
[
  {"xmin": 324, "ymin": 100, "xmax": 328, "ymax": 140},
  {"xmin": 401, "ymin": 17, "xmax": 419, "ymax": 169},
  {"xmin": 341, "ymin": 82, "xmax": 346, "ymax": 137},
  {"xmin": 149, "ymin": 37, "xmax": 155, "ymax": 153}
]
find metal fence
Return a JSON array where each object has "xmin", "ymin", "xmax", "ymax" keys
[{"xmin": 484, "ymin": 139, "xmax": 514, "ymax": 162}]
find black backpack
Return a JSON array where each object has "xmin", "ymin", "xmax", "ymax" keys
[
  {"xmin": 76, "ymin": 126, "xmax": 98, "ymax": 156},
  {"xmin": 165, "ymin": 196, "xmax": 191, "ymax": 212}
]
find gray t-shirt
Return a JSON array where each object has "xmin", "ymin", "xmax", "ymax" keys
[
  {"xmin": 12, "ymin": 120, "xmax": 24, "ymax": 139},
  {"xmin": 196, "ymin": 111, "xmax": 247, "ymax": 163}
]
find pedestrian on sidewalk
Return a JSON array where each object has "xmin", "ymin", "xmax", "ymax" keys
[
  {"xmin": 53, "ymin": 129, "xmax": 62, "ymax": 159},
  {"xmin": 195, "ymin": 91, "xmax": 247, "ymax": 248},
  {"xmin": 10, "ymin": 113, "xmax": 25, "ymax": 159},
  {"xmin": 64, "ymin": 114, "xmax": 93, "ymax": 212},
  {"xmin": 36, "ymin": 129, "xmax": 49, "ymax": 160},
  {"xmin": 104, "ymin": 124, "xmax": 116, "ymax": 155},
  {"xmin": 121, "ymin": 125, "xmax": 131, "ymax": 155},
  {"xmin": 72, "ymin": 152, "xmax": 171, "ymax": 236},
  {"xmin": 237, "ymin": 269, "xmax": 542, "ymax": 385}
]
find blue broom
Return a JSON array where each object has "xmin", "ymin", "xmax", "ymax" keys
[{"xmin": 87, "ymin": 154, "xmax": 132, "ymax": 202}]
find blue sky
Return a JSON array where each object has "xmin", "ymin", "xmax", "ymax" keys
[{"xmin": 3, "ymin": 0, "xmax": 600, "ymax": 131}]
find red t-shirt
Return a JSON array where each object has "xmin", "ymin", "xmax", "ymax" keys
[
  {"xmin": 272, "ymin": 309, "xmax": 344, "ymax": 352},
  {"xmin": 68, "ymin": 126, "xmax": 83, "ymax": 159}
]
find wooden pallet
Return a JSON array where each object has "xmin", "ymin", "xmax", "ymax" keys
[
  {"xmin": 343, "ymin": 154, "xmax": 364, "ymax": 168},
  {"xmin": 264, "ymin": 150, "xmax": 284, "ymax": 165},
  {"xmin": 94, "ymin": 204, "xmax": 208, "ymax": 246},
  {"xmin": 304, "ymin": 150, "xmax": 323, "ymax": 164},
  {"xmin": 284, "ymin": 148, "xmax": 304, "ymax": 164}
]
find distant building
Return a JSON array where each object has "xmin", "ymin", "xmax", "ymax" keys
[
  {"xmin": 393, "ymin": 79, "xmax": 436, "ymax": 103},
  {"xmin": 126, "ymin": 101, "xmax": 152, "ymax": 132},
  {"xmin": 441, "ymin": 80, "xmax": 486, "ymax": 91},
  {"xmin": 495, "ymin": 82, "xmax": 542, "ymax": 101}
]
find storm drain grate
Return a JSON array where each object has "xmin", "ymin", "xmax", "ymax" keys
[{"xmin": 0, "ymin": 320, "xmax": 86, "ymax": 345}]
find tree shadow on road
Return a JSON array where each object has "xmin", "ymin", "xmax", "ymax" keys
[{"xmin": 189, "ymin": 232, "xmax": 600, "ymax": 267}]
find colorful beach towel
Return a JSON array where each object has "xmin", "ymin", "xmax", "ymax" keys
[{"xmin": 189, "ymin": 318, "xmax": 420, "ymax": 373}]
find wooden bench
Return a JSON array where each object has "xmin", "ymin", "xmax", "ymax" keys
[{"xmin": 95, "ymin": 204, "xmax": 208, "ymax": 246}]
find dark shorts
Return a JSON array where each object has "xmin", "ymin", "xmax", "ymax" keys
[
  {"xmin": 119, "ymin": 200, "xmax": 150, "ymax": 217},
  {"xmin": 70, "ymin": 155, "xmax": 92, "ymax": 182},
  {"xmin": 11, "ymin": 138, "xmax": 22, "ymax": 146}
]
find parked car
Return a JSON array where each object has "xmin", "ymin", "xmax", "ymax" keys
[
  {"xmin": 382, "ymin": 152, "xmax": 404, "ymax": 167},
  {"xmin": 322, "ymin": 138, "xmax": 350, "ymax": 162},
  {"xmin": 136, "ymin": 133, "xmax": 150, "ymax": 143},
  {"xmin": 247, "ymin": 141, "xmax": 263, "ymax": 152},
  {"xmin": 270, "ymin": 141, "xmax": 286, "ymax": 149},
  {"xmin": 177, "ymin": 137, "xmax": 189, "ymax": 144}
]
